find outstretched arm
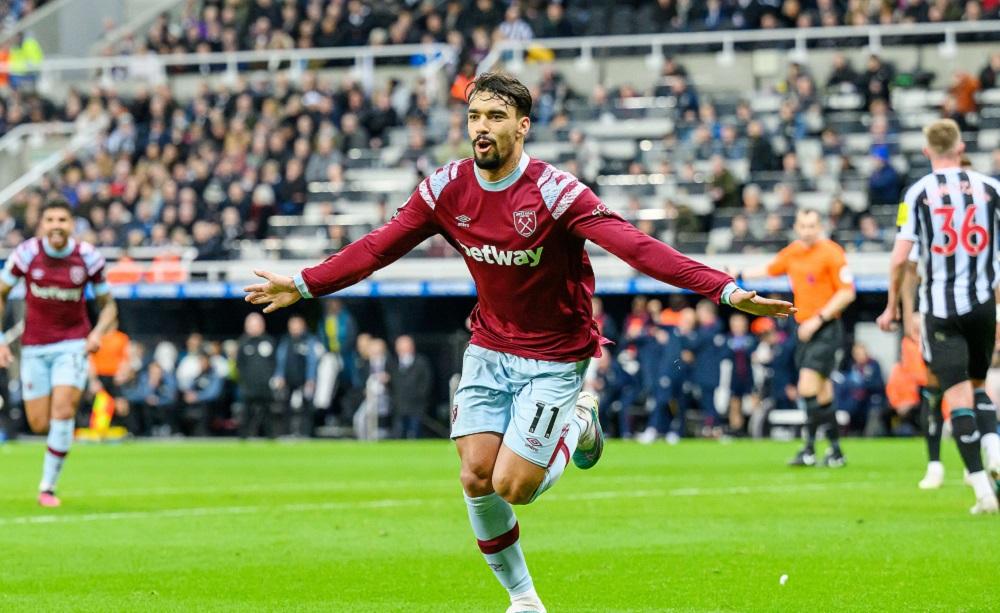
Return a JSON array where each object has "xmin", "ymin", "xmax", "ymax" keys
[
  {"xmin": 564, "ymin": 192, "xmax": 795, "ymax": 319},
  {"xmin": 245, "ymin": 187, "xmax": 439, "ymax": 313}
]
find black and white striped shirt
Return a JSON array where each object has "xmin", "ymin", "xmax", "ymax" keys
[{"xmin": 896, "ymin": 167, "xmax": 1000, "ymax": 319}]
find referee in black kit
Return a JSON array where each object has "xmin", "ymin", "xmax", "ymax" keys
[{"xmin": 880, "ymin": 118, "xmax": 1000, "ymax": 514}]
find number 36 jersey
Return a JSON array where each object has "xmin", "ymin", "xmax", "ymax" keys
[{"xmin": 896, "ymin": 167, "xmax": 1000, "ymax": 318}]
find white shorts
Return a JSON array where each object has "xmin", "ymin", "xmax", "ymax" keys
[
  {"xmin": 20, "ymin": 339, "xmax": 89, "ymax": 401},
  {"xmin": 451, "ymin": 344, "xmax": 589, "ymax": 468}
]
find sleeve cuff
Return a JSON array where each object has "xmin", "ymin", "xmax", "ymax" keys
[
  {"xmin": 720, "ymin": 281, "xmax": 740, "ymax": 306},
  {"xmin": 0, "ymin": 269, "xmax": 18, "ymax": 287},
  {"xmin": 293, "ymin": 272, "xmax": 314, "ymax": 299},
  {"xmin": 92, "ymin": 281, "xmax": 110, "ymax": 296}
]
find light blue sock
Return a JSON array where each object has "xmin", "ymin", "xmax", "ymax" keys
[
  {"xmin": 529, "ymin": 415, "xmax": 584, "ymax": 503},
  {"xmin": 465, "ymin": 492, "xmax": 533, "ymax": 597},
  {"xmin": 40, "ymin": 418, "xmax": 73, "ymax": 492}
]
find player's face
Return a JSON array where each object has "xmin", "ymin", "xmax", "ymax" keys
[
  {"xmin": 467, "ymin": 92, "xmax": 529, "ymax": 172},
  {"xmin": 40, "ymin": 207, "xmax": 74, "ymax": 250},
  {"xmin": 794, "ymin": 212, "xmax": 821, "ymax": 245}
]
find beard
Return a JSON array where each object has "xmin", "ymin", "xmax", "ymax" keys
[{"xmin": 472, "ymin": 137, "xmax": 504, "ymax": 170}]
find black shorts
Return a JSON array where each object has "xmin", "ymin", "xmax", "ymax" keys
[
  {"xmin": 921, "ymin": 299, "xmax": 997, "ymax": 391},
  {"xmin": 794, "ymin": 318, "xmax": 844, "ymax": 378},
  {"xmin": 97, "ymin": 375, "xmax": 116, "ymax": 395}
]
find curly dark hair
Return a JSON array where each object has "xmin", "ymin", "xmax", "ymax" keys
[
  {"xmin": 41, "ymin": 199, "xmax": 73, "ymax": 216},
  {"xmin": 466, "ymin": 71, "xmax": 533, "ymax": 118}
]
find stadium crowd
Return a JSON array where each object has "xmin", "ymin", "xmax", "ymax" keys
[
  {"xmin": 1, "ymin": 49, "xmax": 999, "ymax": 260},
  {"xmin": 78, "ymin": 301, "xmax": 436, "ymax": 439},
  {"xmin": 111, "ymin": 0, "xmax": 1000, "ymax": 61}
]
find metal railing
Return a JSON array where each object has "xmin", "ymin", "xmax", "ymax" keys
[
  {"xmin": 27, "ymin": 41, "xmax": 457, "ymax": 84},
  {"xmin": 0, "ymin": 122, "xmax": 77, "ymax": 154},
  {"xmin": 0, "ymin": 124, "xmax": 102, "ymax": 207},
  {"xmin": 477, "ymin": 20, "xmax": 1000, "ymax": 74},
  {"xmin": 89, "ymin": 0, "xmax": 185, "ymax": 55}
]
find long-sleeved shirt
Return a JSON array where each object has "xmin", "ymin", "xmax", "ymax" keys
[{"xmin": 296, "ymin": 154, "xmax": 735, "ymax": 363}]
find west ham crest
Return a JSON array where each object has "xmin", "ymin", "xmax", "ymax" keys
[
  {"xmin": 513, "ymin": 210, "xmax": 537, "ymax": 238},
  {"xmin": 69, "ymin": 266, "xmax": 86, "ymax": 285}
]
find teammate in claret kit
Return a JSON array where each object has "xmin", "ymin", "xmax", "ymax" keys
[
  {"xmin": 0, "ymin": 200, "xmax": 118, "ymax": 507},
  {"xmin": 244, "ymin": 72, "xmax": 795, "ymax": 613}
]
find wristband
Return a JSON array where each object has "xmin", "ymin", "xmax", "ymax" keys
[
  {"xmin": 720, "ymin": 282, "xmax": 739, "ymax": 306},
  {"xmin": 293, "ymin": 272, "xmax": 314, "ymax": 299}
]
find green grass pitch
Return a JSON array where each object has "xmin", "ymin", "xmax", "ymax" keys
[{"xmin": 1, "ymin": 438, "xmax": 997, "ymax": 612}]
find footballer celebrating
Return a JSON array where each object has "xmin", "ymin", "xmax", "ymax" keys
[
  {"xmin": 0, "ymin": 200, "xmax": 117, "ymax": 507},
  {"xmin": 245, "ymin": 72, "xmax": 795, "ymax": 612}
]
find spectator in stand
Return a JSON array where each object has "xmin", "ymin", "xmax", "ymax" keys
[
  {"xmin": 752, "ymin": 318, "xmax": 798, "ymax": 413},
  {"xmin": 835, "ymin": 342, "xmax": 886, "ymax": 435},
  {"xmin": 727, "ymin": 214, "xmax": 756, "ymax": 254},
  {"xmin": 535, "ymin": 0, "xmax": 574, "ymax": 38},
  {"xmin": 389, "ymin": 335, "xmax": 434, "ymax": 439},
  {"xmin": 125, "ymin": 361, "xmax": 178, "ymax": 437},
  {"xmin": 867, "ymin": 146, "xmax": 902, "ymax": 207},
  {"xmin": 746, "ymin": 120, "xmax": 777, "ymax": 173},
  {"xmin": 826, "ymin": 196, "xmax": 857, "ymax": 243},
  {"xmin": 861, "ymin": 54, "xmax": 894, "ymax": 110},
  {"xmin": 178, "ymin": 352, "xmax": 224, "ymax": 436},
  {"xmin": 717, "ymin": 123, "xmax": 746, "ymax": 160},
  {"xmin": 980, "ymin": 52, "xmax": 1000, "ymax": 90},
  {"xmin": 689, "ymin": 300, "xmax": 727, "ymax": 436},
  {"xmin": 317, "ymin": 298, "xmax": 358, "ymax": 410},
  {"xmin": 497, "ymin": 3, "xmax": 532, "ymax": 42},
  {"xmin": 236, "ymin": 312, "xmax": 278, "ymax": 439},
  {"xmin": 852, "ymin": 213, "xmax": 891, "ymax": 252},
  {"xmin": 727, "ymin": 313, "xmax": 757, "ymax": 435},
  {"xmin": 707, "ymin": 155, "xmax": 740, "ymax": 211},
  {"xmin": 274, "ymin": 315, "xmax": 324, "ymax": 437},
  {"xmin": 639, "ymin": 307, "xmax": 694, "ymax": 444},
  {"xmin": 826, "ymin": 53, "xmax": 859, "ymax": 90}
]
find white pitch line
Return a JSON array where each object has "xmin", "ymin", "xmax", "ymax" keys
[
  {"xmin": 0, "ymin": 478, "xmax": 459, "ymax": 501},
  {"xmin": 0, "ymin": 481, "xmax": 877, "ymax": 527}
]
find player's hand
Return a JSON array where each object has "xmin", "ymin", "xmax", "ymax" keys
[
  {"xmin": 797, "ymin": 316, "xmax": 822, "ymax": 342},
  {"xmin": 243, "ymin": 269, "xmax": 301, "ymax": 314},
  {"xmin": 876, "ymin": 304, "xmax": 898, "ymax": 332},
  {"xmin": 85, "ymin": 332, "xmax": 102, "ymax": 353},
  {"xmin": 0, "ymin": 343, "xmax": 12, "ymax": 369},
  {"xmin": 728, "ymin": 289, "xmax": 796, "ymax": 319}
]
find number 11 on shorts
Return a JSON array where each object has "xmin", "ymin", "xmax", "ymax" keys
[{"xmin": 529, "ymin": 402, "xmax": 560, "ymax": 438}]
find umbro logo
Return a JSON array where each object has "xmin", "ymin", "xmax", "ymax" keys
[{"xmin": 455, "ymin": 215, "xmax": 472, "ymax": 228}]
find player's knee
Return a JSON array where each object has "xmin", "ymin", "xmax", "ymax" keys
[
  {"xmin": 492, "ymin": 474, "xmax": 535, "ymax": 506},
  {"xmin": 50, "ymin": 402, "xmax": 75, "ymax": 421},
  {"xmin": 26, "ymin": 413, "xmax": 49, "ymax": 433},
  {"xmin": 460, "ymin": 463, "xmax": 494, "ymax": 497}
]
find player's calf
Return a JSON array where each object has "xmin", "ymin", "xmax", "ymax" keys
[{"xmin": 973, "ymin": 387, "xmax": 1000, "ymax": 476}]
